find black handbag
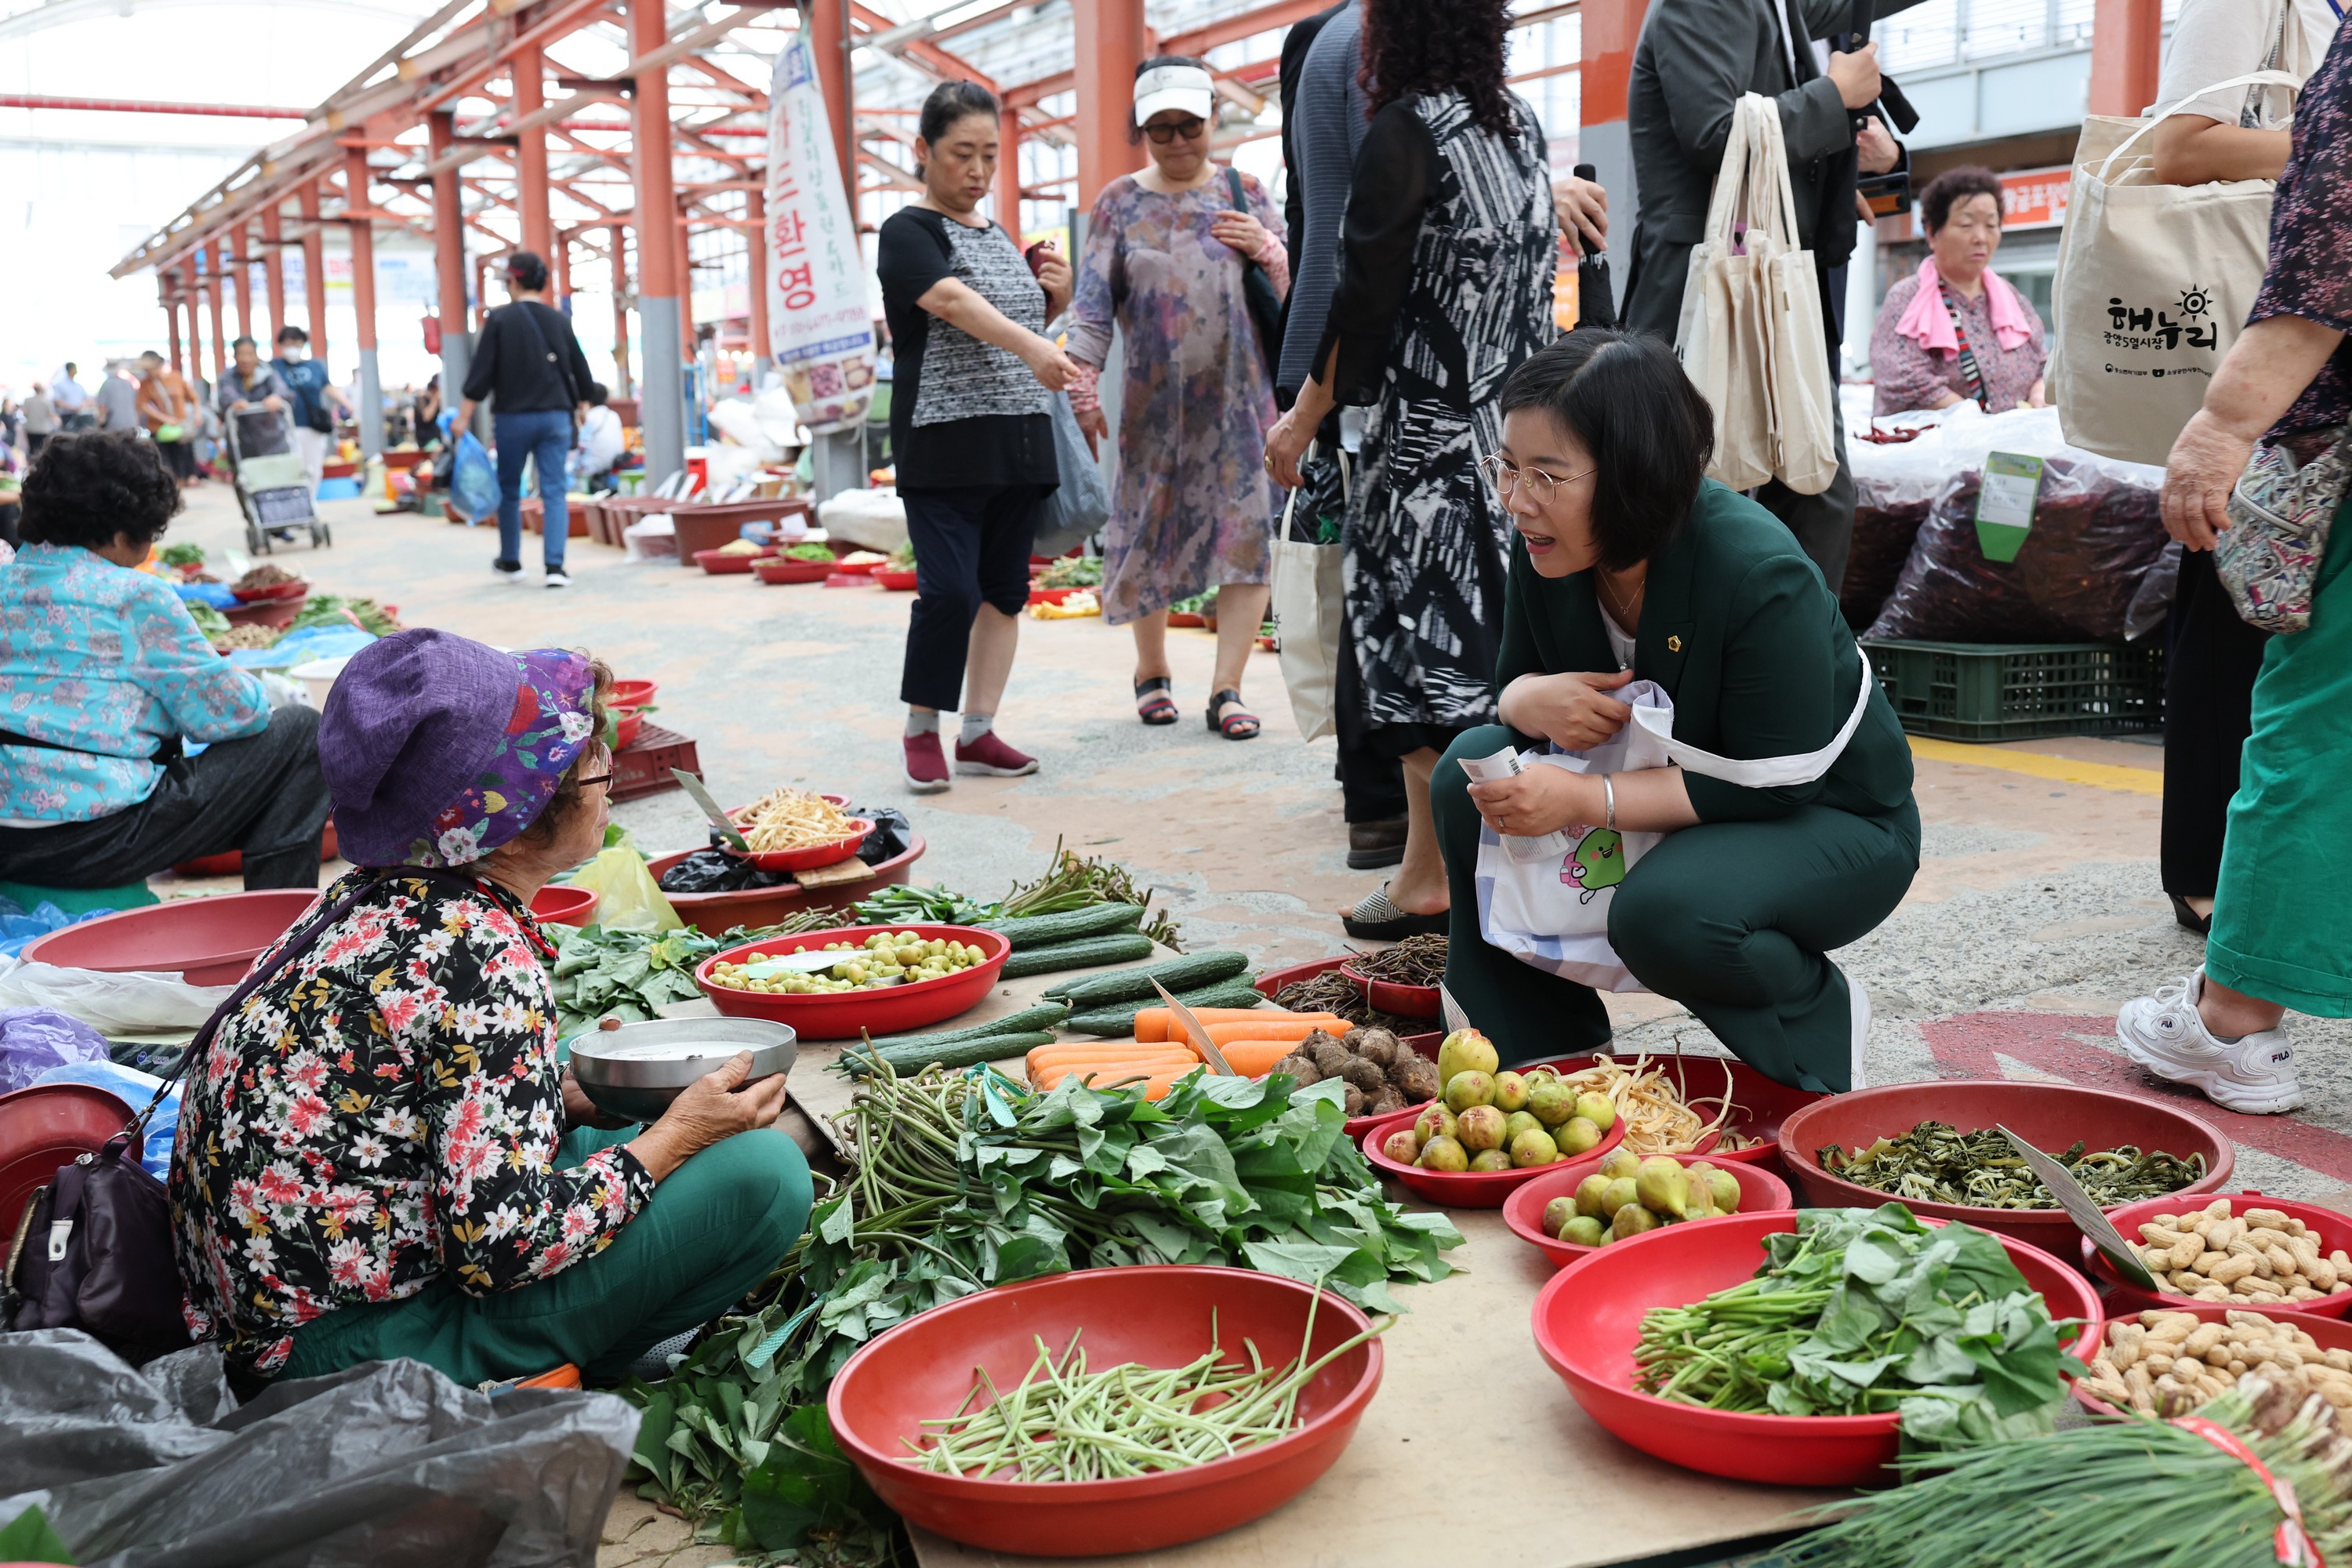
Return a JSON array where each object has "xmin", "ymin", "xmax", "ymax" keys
[
  {"xmin": 1225, "ymin": 167, "xmax": 1286, "ymax": 375},
  {"xmin": 4, "ymin": 871, "xmax": 463, "ymax": 1360}
]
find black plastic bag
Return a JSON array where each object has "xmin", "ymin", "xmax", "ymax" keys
[
  {"xmin": 656, "ymin": 847, "xmax": 789, "ymax": 895},
  {"xmin": 843, "ymin": 805, "xmax": 911, "ymax": 865},
  {"xmin": 0, "ymin": 1330, "xmax": 638, "ymax": 1567}
]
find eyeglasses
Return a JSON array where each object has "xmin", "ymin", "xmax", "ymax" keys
[
  {"xmin": 1144, "ymin": 116, "xmax": 1207, "ymax": 144},
  {"xmin": 575, "ymin": 771, "xmax": 613, "ymax": 791},
  {"xmin": 1477, "ymin": 452, "xmax": 1594, "ymax": 505}
]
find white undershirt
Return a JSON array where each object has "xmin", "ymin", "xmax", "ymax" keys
[{"xmin": 1601, "ymin": 604, "xmax": 1637, "ymax": 671}]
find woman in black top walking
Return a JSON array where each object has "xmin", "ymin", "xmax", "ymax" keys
[
  {"xmin": 877, "ymin": 79, "xmax": 1074, "ymax": 793},
  {"xmin": 459, "ymin": 251, "xmax": 596, "ymax": 588}
]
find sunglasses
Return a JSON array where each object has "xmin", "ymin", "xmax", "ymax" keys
[{"xmin": 1145, "ymin": 116, "xmax": 1207, "ymax": 144}]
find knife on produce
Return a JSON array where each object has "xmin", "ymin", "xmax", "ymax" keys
[
  {"xmin": 1147, "ymin": 976, "xmax": 1237, "ymax": 1076},
  {"xmin": 1995, "ymin": 1124, "xmax": 2161, "ymax": 1290},
  {"xmin": 672, "ymin": 769, "xmax": 752, "ymax": 851},
  {"xmin": 1439, "ymin": 982, "xmax": 1472, "ymax": 1037}
]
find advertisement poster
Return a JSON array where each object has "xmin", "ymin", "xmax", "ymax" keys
[{"xmin": 765, "ymin": 29, "xmax": 875, "ymax": 432}]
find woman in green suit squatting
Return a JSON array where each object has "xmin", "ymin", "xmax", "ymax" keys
[{"xmin": 1431, "ymin": 332, "xmax": 1919, "ymax": 1092}]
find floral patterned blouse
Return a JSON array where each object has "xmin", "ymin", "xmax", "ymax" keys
[
  {"xmin": 169, "ymin": 869, "xmax": 654, "ymax": 1377},
  {"xmin": 0, "ymin": 543, "xmax": 270, "ymax": 823},
  {"xmin": 2255, "ymin": 22, "xmax": 2352, "ymax": 441}
]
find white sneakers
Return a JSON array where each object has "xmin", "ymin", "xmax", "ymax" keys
[
  {"xmin": 544, "ymin": 568, "xmax": 572, "ymax": 590},
  {"xmin": 2117, "ymin": 968, "xmax": 2302, "ymax": 1114}
]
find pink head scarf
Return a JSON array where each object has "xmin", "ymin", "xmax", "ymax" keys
[{"xmin": 1894, "ymin": 256, "xmax": 2035, "ymax": 357}]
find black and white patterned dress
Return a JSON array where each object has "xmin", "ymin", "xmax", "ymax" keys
[
  {"xmin": 877, "ymin": 206, "xmax": 1057, "ymax": 489},
  {"xmin": 1318, "ymin": 91, "xmax": 1559, "ymax": 741}
]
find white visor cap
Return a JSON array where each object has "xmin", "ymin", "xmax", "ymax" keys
[{"xmin": 1134, "ymin": 64, "xmax": 1215, "ymax": 126}]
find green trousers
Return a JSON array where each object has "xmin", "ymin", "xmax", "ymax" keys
[
  {"xmin": 282, "ymin": 1125, "xmax": 812, "ymax": 1387},
  {"xmin": 2209, "ymin": 495, "xmax": 2352, "ymax": 1015},
  {"xmin": 1432, "ymin": 725, "xmax": 1920, "ymax": 1091}
]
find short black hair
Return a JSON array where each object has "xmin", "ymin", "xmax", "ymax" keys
[
  {"xmin": 1919, "ymin": 165, "xmax": 2004, "ymax": 234},
  {"xmin": 275, "ymin": 325, "xmax": 308, "ymax": 345},
  {"xmin": 1497, "ymin": 330, "xmax": 1713, "ymax": 572},
  {"xmin": 20, "ymin": 430, "xmax": 183, "ymax": 551},
  {"xmin": 506, "ymin": 249, "xmax": 550, "ymax": 292},
  {"xmin": 230, "ymin": 336, "xmax": 257, "ymax": 351},
  {"xmin": 586, "ymin": 381, "xmax": 608, "ymax": 405},
  {"xmin": 918, "ymin": 79, "xmax": 997, "ymax": 147}
]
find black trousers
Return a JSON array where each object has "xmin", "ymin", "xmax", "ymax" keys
[
  {"xmin": 2164, "ymin": 547, "xmax": 2271, "ymax": 898},
  {"xmin": 1334, "ymin": 630, "xmax": 1407, "ymax": 822},
  {"xmin": 157, "ymin": 438, "xmax": 197, "ymax": 481},
  {"xmin": 0, "ymin": 706, "xmax": 331, "ymax": 891},
  {"xmin": 898, "ymin": 485, "xmax": 1047, "ymax": 711}
]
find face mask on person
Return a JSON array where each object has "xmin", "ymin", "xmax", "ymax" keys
[{"xmin": 278, "ymin": 345, "xmax": 306, "ymax": 364}]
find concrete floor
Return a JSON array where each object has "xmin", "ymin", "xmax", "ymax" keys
[{"xmin": 157, "ymin": 480, "xmax": 2351, "ymax": 1565}]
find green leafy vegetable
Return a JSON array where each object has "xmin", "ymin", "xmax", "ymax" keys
[
  {"xmin": 785, "ymin": 542, "xmax": 836, "ymax": 562},
  {"xmin": 1817, "ymin": 1121, "xmax": 2207, "ymax": 1210},
  {"xmin": 1036, "ymin": 554, "xmax": 1103, "ymax": 589},
  {"xmin": 187, "ymin": 602, "xmax": 230, "ymax": 640},
  {"xmin": 848, "ymin": 883, "xmax": 1000, "ymax": 926},
  {"xmin": 158, "ymin": 542, "xmax": 206, "ymax": 569}
]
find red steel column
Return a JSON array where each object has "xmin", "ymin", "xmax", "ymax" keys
[
  {"xmin": 808, "ymin": 0, "xmax": 853, "ymax": 201},
  {"xmin": 299, "ymin": 180, "xmax": 328, "ymax": 360},
  {"xmin": 610, "ymin": 221, "xmax": 633, "ymax": 397},
  {"xmin": 2089, "ymin": 0, "xmax": 2164, "ymax": 116},
  {"xmin": 514, "ymin": 42, "xmax": 554, "ymax": 258},
  {"xmin": 428, "ymin": 111, "xmax": 475, "ymax": 423},
  {"xmin": 205, "ymin": 241, "xmax": 229, "ymax": 378},
  {"xmin": 553, "ymin": 228, "xmax": 572, "ymax": 303},
  {"xmin": 1072, "ymin": 0, "xmax": 1146, "ymax": 210},
  {"xmin": 260, "ymin": 209, "xmax": 286, "ymax": 343},
  {"xmin": 230, "ymin": 229, "xmax": 254, "ymax": 343},
  {"xmin": 745, "ymin": 187, "xmax": 769, "ymax": 375},
  {"xmin": 996, "ymin": 103, "xmax": 1024, "ymax": 234},
  {"xmin": 346, "ymin": 143, "xmax": 383, "ymax": 459},
  {"xmin": 630, "ymin": 0, "xmax": 684, "ymax": 480},
  {"xmin": 166, "ymin": 269, "xmax": 187, "ymax": 372}
]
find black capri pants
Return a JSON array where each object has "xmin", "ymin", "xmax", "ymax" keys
[{"xmin": 898, "ymin": 484, "xmax": 1049, "ymax": 711}]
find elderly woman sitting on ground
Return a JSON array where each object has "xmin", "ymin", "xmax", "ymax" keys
[{"xmin": 169, "ymin": 629, "xmax": 812, "ymax": 1385}]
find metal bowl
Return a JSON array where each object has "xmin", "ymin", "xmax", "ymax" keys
[{"xmin": 568, "ymin": 1018, "xmax": 797, "ymax": 1123}]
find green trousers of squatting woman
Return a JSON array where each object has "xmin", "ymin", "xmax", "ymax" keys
[
  {"xmin": 282, "ymin": 1126, "xmax": 812, "ymax": 1386},
  {"xmin": 1431, "ymin": 725, "xmax": 1922, "ymax": 1092},
  {"xmin": 2209, "ymin": 495, "xmax": 2352, "ymax": 1016}
]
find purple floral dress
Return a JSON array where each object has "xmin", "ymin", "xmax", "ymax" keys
[
  {"xmin": 2255, "ymin": 21, "xmax": 2352, "ymax": 441},
  {"xmin": 1065, "ymin": 171, "xmax": 1289, "ymax": 626}
]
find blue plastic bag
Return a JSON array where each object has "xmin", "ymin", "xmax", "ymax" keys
[
  {"xmin": 1, "ymin": 1007, "xmax": 112, "ymax": 1094},
  {"xmin": 32, "ymin": 1060, "xmax": 179, "ymax": 1176},
  {"xmin": 227, "ymin": 623, "xmax": 376, "ymax": 670},
  {"xmin": 451, "ymin": 428, "xmax": 499, "ymax": 523},
  {"xmin": 172, "ymin": 581, "xmax": 239, "ymax": 608},
  {"xmin": 0, "ymin": 896, "xmax": 111, "ymax": 960}
]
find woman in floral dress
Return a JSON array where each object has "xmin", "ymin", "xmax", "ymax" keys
[
  {"xmin": 1068, "ymin": 56, "xmax": 1289, "ymax": 739},
  {"xmin": 170, "ymin": 630, "xmax": 809, "ymax": 1385}
]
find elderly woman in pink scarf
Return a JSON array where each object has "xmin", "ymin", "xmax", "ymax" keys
[{"xmin": 1869, "ymin": 166, "xmax": 2049, "ymax": 418}]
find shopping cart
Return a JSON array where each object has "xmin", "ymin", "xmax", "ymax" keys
[{"xmin": 225, "ymin": 407, "xmax": 330, "ymax": 555}]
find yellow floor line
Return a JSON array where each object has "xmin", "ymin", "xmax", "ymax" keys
[{"xmin": 1907, "ymin": 735, "xmax": 2165, "ymax": 795}]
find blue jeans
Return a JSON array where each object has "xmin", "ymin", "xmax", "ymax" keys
[{"xmin": 494, "ymin": 408, "xmax": 573, "ymax": 571}]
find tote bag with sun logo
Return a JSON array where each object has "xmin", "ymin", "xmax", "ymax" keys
[{"xmin": 2049, "ymin": 71, "xmax": 2299, "ymax": 467}]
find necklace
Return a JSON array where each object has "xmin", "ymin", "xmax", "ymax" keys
[{"xmin": 1596, "ymin": 568, "xmax": 1645, "ymax": 625}]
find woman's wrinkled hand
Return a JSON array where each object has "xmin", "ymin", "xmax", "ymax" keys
[
  {"xmin": 1210, "ymin": 209, "xmax": 1269, "ymax": 260},
  {"xmin": 1468, "ymin": 766, "xmax": 1588, "ymax": 839},
  {"xmin": 1502, "ymin": 670, "xmax": 1635, "ymax": 752},
  {"xmin": 2161, "ymin": 408, "xmax": 2254, "ymax": 551},
  {"xmin": 1264, "ymin": 406, "xmax": 1314, "ymax": 490},
  {"xmin": 630, "ymin": 1051, "xmax": 789, "ymax": 1180}
]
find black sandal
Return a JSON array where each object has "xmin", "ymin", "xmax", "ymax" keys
[
  {"xmin": 2169, "ymin": 894, "xmax": 2213, "ymax": 937},
  {"xmin": 1207, "ymin": 688, "xmax": 1260, "ymax": 740},
  {"xmin": 1134, "ymin": 676, "xmax": 1178, "ymax": 726}
]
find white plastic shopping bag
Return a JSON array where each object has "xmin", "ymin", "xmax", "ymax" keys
[{"xmin": 1472, "ymin": 647, "xmax": 1875, "ymax": 992}]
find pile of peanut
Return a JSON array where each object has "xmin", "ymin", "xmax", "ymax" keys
[
  {"xmin": 2132, "ymin": 1200, "xmax": 2351, "ymax": 1304},
  {"xmin": 2079, "ymin": 1309, "xmax": 2352, "ymax": 1418}
]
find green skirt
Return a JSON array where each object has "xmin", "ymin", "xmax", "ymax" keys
[{"xmin": 2209, "ymin": 492, "xmax": 2352, "ymax": 1015}]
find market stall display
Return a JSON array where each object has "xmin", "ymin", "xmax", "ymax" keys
[
  {"xmin": 1504, "ymin": 1152, "xmax": 1792, "ymax": 1265},
  {"xmin": 1526, "ymin": 1050, "xmax": 1813, "ymax": 1165},
  {"xmin": 2074, "ymin": 1307, "xmax": 2352, "ymax": 1418},
  {"xmin": 1337, "ymin": 933, "xmax": 1443, "ymax": 1020},
  {"xmin": 695, "ymin": 924, "xmax": 1011, "ymax": 1039},
  {"xmin": 2092, "ymin": 1194, "xmax": 2352, "ymax": 1316}
]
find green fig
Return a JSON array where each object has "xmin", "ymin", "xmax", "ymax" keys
[
  {"xmin": 1501, "ymin": 1110, "xmax": 1543, "ymax": 1145},
  {"xmin": 1382, "ymin": 1129, "xmax": 1422, "ymax": 1165},
  {"xmin": 1683, "ymin": 1173, "xmax": 1716, "ymax": 1220},
  {"xmin": 1444, "ymin": 1070, "xmax": 1496, "ymax": 1113},
  {"xmin": 1560, "ymin": 1214, "xmax": 1606, "ymax": 1247},
  {"xmin": 1468, "ymin": 1148, "xmax": 1515, "ymax": 1173},
  {"xmin": 1599, "ymin": 1177, "xmax": 1639, "ymax": 1218},
  {"xmin": 1491, "ymin": 1070, "xmax": 1530, "ymax": 1114},
  {"xmin": 1599, "ymin": 1147, "xmax": 1641, "ymax": 1181},
  {"xmin": 1456, "ymin": 1104, "xmax": 1508, "ymax": 1152},
  {"xmin": 1573, "ymin": 1091, "xmax": 1617, "ymax": 1132},
  {"xmin": 1574, "ymin": 1174, "xmax": 1615, "ymax": 1218},
  {"xmin": 1413, "ymin": 1102, "xmax": 1458, "ymax": 1145},
  {"xmin": 1510, "ymin": 1128, "xmax": 1559, "ymax": 1168},
  {"xmin": 1543, "ymin": 1196, "xmax": 1579, "ymax": 1235},
  {"xmin": 1417, "ymin": 1134, "xmax": 1468, "ymax": 1172},
  {"xmin": 1635, "ymin": 1156, "xmax": 1690, "ymax": 1219},
  {"xmin": 1704, "ymin": 1167, "xmax": 1740, "ymax": 1214},
  {"xmin": 1526, "ymin": 1080, "xmax": 1575, "ymax": 1127},
  {"xmin": 1612, "ymin": 1203, "xmax": 1661, "ymax": 1241},
  {"xmin": 1554, "ymin": 1115, "xmax": 1602, "ymax": 1157},
  {"xmin": 1436, "ymin": 1029, "xmax": 1500, "ymax": 1086}
]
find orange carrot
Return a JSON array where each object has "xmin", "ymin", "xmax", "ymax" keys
[
  {"xmin": 1196, "ymin": 1019, "xmax": 1346, "ymax": 1047},
  {"xmin": 1024, "ymin": 1044, "xmax": 1198, "ymax": 1073},
  {"xmin": 1134, "ymin": 1008, "xmax": 1341, "ymax": 1044},
  {"xmin": 1218, "ymin": 1038, "xmax": 1310, "ymax": 1077},
  {"xmin": 1033, "ymin": 1063, "xmax": 1203, "ymax": 1094}
]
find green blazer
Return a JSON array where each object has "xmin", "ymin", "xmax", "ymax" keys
[{"xmin": 1495, "ymin": 480, "xmax": 1915, "ymax": 825}]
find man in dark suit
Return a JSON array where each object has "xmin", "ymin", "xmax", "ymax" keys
[{"xmin": 1623, "ymin": 0, "xmax": 1918, "ymax": 595}]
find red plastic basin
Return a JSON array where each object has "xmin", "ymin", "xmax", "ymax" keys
[
  {"xmin": 829, "ymin": 1266, "xmax": 1382, "ymax": 1556},
  {"xmin": 874, "ymin": 568, "xmax": 918, "ymax": 591},
  {"xmin": 1776, "ymin": 1080, "xmax": 2233, "ymax": 1251},
  {"xmin": 1502, "ymin": 1152, "xmax": 1794, "ymax": 1267},
  {"xmin": 230, "ymin": 579, "xmax": 307, "ymax": 602},
  {"xmin": 2085, "ymin": 1192, "xmax": 2352, "ymax": 1320},
  {"xmin": 1336, "ymin": 962, "xmax": 1440, "ymax": 1022},
  {"xmin": 1360, "ymin": 1103, "xmax": 1626, "ymax": 1209},
  {"xmin": 607, "ymin": 678, "xmax": 659, "ymax": 709},
  {"xmin": 23, "ymin": 888, "xmax": 318, "ymax": 985},
  {"xmin": 530, "ymin": 884, "xmax": 601, "ymax": 927},
  {"xmin": 647, "ymin": 835, "xmax": 926, "ymax": 931},
  {"xmin": 0, "ymin": 1082, "xmax": 136, "ymax": 1232},
  {"xmin": 612, "ymin": 706, "xmax": 644, "ymax": 750},
  {"xmin": 754, "ymin": 556, "xmax": 834, "ymax": 584},
  {"xmin": 724, "ymin": 819, "xmax": 873, "ymax": 873},
  {"xmin": 1526, "ymin": 1051, "xmax": 1825, "ymax": 1171},
  {"xmin": 1532, "ymin": 1210, "xmax": 2102, "ymax": 1486},
  {"xmin": 1254, "ymin": 958, "xmax": 1441, "ymax": 1075},
  {"xmin": 693, "ymin": 546, "xmax": 768, "ymax": 574},
  {"xmin": 2074, "ymin": 1301, "xmax": 2352, "ymax": 1418},
  {"xmin": 695, "ymin": 922, "xmax": 1008, "ymax": 1041}
]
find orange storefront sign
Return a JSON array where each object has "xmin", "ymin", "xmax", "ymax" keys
[{"xmin": 1902, "ymin": 164, "xmax": 2072, "ymax": 238}]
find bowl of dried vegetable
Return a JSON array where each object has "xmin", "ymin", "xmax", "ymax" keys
[
  {"xmin": 1776, "ymin": 1081, "xmax": 2230, "ymax": 1250},
  {"xmin": 1338, "ymin": 934, "xmax": 1445, "ymax": 1020},
  {"xmin": 1257, "ymin": 958, "xmax": 1438, "ymax": 1058}
]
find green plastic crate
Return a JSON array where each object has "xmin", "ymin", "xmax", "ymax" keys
[{"xmin": 1861, "ymin": 639, "xmax": 2165, "ymax": 742}]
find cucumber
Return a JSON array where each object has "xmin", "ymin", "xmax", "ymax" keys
[
  {"xmin": 1044, "ymin": 950, "xmax": 1251, "ymax": 1009},
  {"xmin": 862, "ymin": 1003, "xmax": 1071, "ymax": 1051},
  {"xmin": 998, "ymin": 931, "xmax": 1156, "ymax": 979},
  {"xmin": 840, "ymin": 1031, "xmax": 1058, "ymax": 1077},
  {"xmin": 1064, "ymin": 980, "xmax": 1269, "ymax": 1036},
  {"xmin": 980, "ymin": 903, "xmax": 1145, "ymax": 950}
]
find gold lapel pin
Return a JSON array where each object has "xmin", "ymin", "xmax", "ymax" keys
[{"xmin": 1667, "ymin": 634, "xmax": 1683, "ymax": 652}]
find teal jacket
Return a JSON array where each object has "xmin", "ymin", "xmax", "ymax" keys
[{"xmin": 1495, "ymin": 480, "xmax": 1915, "ymax": 825}]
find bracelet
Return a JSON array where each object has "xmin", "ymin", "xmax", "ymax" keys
[{"xmin": 1602, "ymin": 773, "xmax": 1617, "ymax": 832}]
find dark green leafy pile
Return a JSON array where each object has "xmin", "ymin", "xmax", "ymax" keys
[
  {"xmin": 1635, "ymin": 1203, "xmax": 2079, "ymax": 1450},
  {"xmin": 625, "ymin": 1397, "xmax": 900, "ymax": 1566},
  {"xmin": 158, "ymin": 542, "xmax": 206, "ymax": 568},
  {"xmin": 549, "ymin": 918, "xmax": 833, "ymax": 1033},
  {"xmin": 849, "ymin": 884, "xmax": 1001, "ymax": 926},
  {"xmin": 1036, "ymin": 555, "xmax": 1103, "ymax": 589},
  {"xmin": 1817, "ymin": 1121, "xmax": 2206, "ymax": 1210}
]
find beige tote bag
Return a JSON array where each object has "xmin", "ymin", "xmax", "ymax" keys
[
  {"xmin": 1268, "ymin": 448, "xmax": 1347, "ymax": 742},
  {"xmin": 2049, "ymin": 71, "xmax": 2296, "ymax": 468},
  {"xmin": 1676, "ymin": 95, "xmax": 1838, "ymax": 495}
]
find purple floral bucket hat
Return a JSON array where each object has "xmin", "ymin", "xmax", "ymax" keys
[{"xmin": 319, "ymin": 629, "xmax": 600, "ymax": 868}]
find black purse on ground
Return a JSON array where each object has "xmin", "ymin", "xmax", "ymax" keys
[{"xmin": 1225, "ymin": 167, "xmax": 1286, "ymax": 375}]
